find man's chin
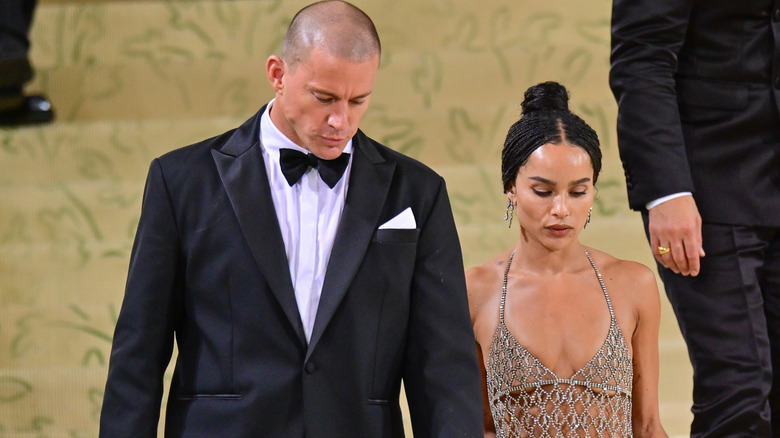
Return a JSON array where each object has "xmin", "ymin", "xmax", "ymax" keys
[{"xmin": 310, "ymin": 144, "xmax": 347, "ymax": 160}]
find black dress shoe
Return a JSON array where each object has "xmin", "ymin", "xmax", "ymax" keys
[{"xmin": 0, "ymin": 94, "xmax": 55, "ymax": 126}]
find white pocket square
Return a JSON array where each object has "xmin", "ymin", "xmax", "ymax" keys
[{"xmin": 378, "ymin": 207, "xmax": 416, "ymax": 229}]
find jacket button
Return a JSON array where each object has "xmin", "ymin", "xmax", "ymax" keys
[
  {"xmin": 774, "ymin": 7, "xmax": 780, "ymax": 21},
  {"xmin": 305, "ymin": 362, "xmax": 316, "ymax": 374}
]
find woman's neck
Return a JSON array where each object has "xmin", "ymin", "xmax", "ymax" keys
[{"xmin": 511, "ymin": 236, "xmax": 588, "ymax": 276}]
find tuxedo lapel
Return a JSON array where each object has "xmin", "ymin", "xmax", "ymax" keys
[
  {"xmin": 306, "ymin": 132, "xmax": 395, "ymax": 358},
  {"xmin": 211, "ymin": 110, "xmax": 307, "ymax": 346}
]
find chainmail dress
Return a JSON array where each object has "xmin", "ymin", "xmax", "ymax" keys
[{"xmin": 486, "ymin": 250, "xmax": 633, "ymax": 437}]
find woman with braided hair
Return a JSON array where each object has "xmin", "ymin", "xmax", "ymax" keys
[{"xmin": 467, "ymin": 81, "xmax": 667, "ymax": 437}]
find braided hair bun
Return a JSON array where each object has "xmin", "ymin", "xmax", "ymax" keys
[
  {"xmin": 521, "ymin": 81, "xmax": 570, "ymax": 115},
  {"xmin": 501, "ymin": 81, "xmax": 601, "ymax": 192}
]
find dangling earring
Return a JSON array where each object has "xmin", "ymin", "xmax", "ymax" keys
[
  {"xmin": 584, "ymin": 206, "xmax": 593, "ymax": 229},
  {"xmin": 504, "ymin": 200, "xmax": 515, "ymax": 228}
]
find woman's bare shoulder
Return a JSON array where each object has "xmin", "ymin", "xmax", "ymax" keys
[
  {"xmin": 466, "ymin": 251, "xmax": 512, "ymax": 286},
  {"xmin": 585, "ymin": 247, "xmax": 652, "ymax": 278},
  {"xmin": 466, "ymin": 251, "xmax": 512, "ymax": 309},
  {"xmin": 585, "ymin": 247, "xmax": 659, "ymax": 300},
  {"xmin": 466, "ymin": 251, "xmax": 512, "ymax": 342}
]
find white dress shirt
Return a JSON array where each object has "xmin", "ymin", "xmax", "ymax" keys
[
  {"xmin": 259, "ymin": 101, "xmax": 353, "ymax": 342},
  {"xmin": 646, "ymin": 192, "xmax": 693, "ymax": 210}
]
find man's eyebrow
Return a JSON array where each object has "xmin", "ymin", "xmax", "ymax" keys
[{"xmin": 309, "ymin": 86, "xmax": 372, "ymax": 100}]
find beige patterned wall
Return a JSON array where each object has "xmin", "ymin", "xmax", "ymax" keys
[{"xmin": 0, "ymin": 0, "xmax": 692, "ymax": 436}]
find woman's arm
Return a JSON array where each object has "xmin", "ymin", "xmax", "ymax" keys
[
  {"xmin": 477, "ymin": 345, "xmax": 497, "ymax": 437},
  {"xmin": 467, "ymin": 263, "xmax": 500, "ymax": 437},
  {"xmin": 630, "ymin": 264, "xmax": 669, "ymax": 437}
]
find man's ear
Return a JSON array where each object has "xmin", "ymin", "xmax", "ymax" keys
[{"xmin": 266, "ymin": 55, "xmax": 285, "ymax": 92}]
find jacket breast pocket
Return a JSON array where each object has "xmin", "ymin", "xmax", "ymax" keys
[
  {"xmin": 364, "ymin": 229, "xmax": 419, "ymax": 288},
  {"xmin": 371, "ymin": 228, "xmax": 419, "ymax": 244}
]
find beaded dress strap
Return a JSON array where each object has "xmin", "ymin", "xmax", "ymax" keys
[
  {"xmin": 584, "ymin": 249, "xmax": 616, "ymax": 320},
  {"xmin": 499, "ymin": 249, "xmax": 515, "ymax": 324}
]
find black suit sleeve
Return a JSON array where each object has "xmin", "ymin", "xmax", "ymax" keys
[
  {"xmin": 100, "ymin": 159, "xmax": 182, "ymax": 438},
  {"xmin": 609, "ymin": 0, "xmax": 696, "ymax": 210},
  {"xmin": 402, "ymin": 177, "xmax": 483, "ymax": 438}
]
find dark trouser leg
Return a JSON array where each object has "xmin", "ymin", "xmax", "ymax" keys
[
  {"xmin": 762, "ymin": 230, "xmax": 780, "ymax": 435},
  {"xmin": 0, "ymin": 0, "xmax": 52, "ymax": 125},
  {"xmin": 644, "ymin": 216, "xmax": 774, "ymax": 437},
  {"xmin": 0, "ymin": 0, "xmax": 36, "ymax": 40},
  {"xmin": 0, "ymin": 0, "xmax": 37, "ymax": 90}
]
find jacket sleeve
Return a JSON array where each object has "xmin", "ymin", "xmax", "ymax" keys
[
  {"xmin": 609, "ymin": 0, "xmax": 696, "ymax": 210},
  {"xmin": 402, "ymin": 177, "xmax": 484, "ymax": 438},
  {"xmin": 99, "ymin": 159, "xmax": 182, "ymax": 437}
]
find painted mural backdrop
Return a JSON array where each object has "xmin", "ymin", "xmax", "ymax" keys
[{"xmin": 0, "ymin": 0, "xmax": 691, "ymax": 436}]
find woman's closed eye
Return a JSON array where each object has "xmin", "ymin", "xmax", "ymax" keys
[{"xmin": 532, "ymin": 189, "xmax": 552, "ymax": 197}]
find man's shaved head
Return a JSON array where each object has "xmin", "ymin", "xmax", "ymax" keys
[{"xmin": 281, "ymin": 1, "xmax": 381, "ymax": 69}]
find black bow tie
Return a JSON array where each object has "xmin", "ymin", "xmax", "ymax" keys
[{"xmin": 279, "ymin": 148, "xmax": 350, "ymax": 188}]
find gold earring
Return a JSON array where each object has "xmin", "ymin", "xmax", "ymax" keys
[
  {"xmin": 504, "ymin": 200, "xmax": 515, "ymax": 228},
  {"xmin": 584, "ymin": 207, "xmax": 593, "ymax": 229}
]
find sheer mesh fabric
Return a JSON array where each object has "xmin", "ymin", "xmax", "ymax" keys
[{"xmin": 486, "ymin": 250, "xmax": 633, "ymax": 437}]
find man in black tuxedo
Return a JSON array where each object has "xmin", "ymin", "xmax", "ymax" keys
[
  {"xmin": 610, "ymin": 1, "xmax": 780, "ymax": 436},
  {"xmin": 99, "ymin": 1, "xmax": 483, "ymax": 437},
  {"xmin": 0, "ymin": 0, "xmax": 54, "ymax": 126}
]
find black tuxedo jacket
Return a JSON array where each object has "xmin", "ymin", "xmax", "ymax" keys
[
  {"xmin": 99, "ymin": 109, "xmax": 483, "ymax": 437},
  {"xmin": 610, "ymin": 0, "xmax": 780, "ymax": 226}
]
